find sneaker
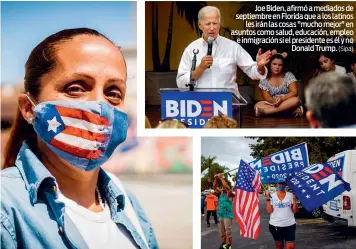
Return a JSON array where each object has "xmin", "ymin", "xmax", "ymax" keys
[
  {"xmin": 222, "ymin": 245, "xmax": 231, "ymax": 249},
  {"xmin": 219, "ymin": 244, "xmax": 226, "ymax": 249}
]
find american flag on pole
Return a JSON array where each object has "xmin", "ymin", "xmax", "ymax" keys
[
  {"xmin": 233, "ymin": 159, "xmax": 262, "ymax": 240},
  {"xmin": 36, "ymin": 104, "xmax": 110, "ymax": 160}
]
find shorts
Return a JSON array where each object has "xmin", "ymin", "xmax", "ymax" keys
[
  {"xmin": 269, "ymin": 224, "xmax": 296, "ymax": 243},
  {"xmin": 218, "ymin": 218, "xmax": 232, "ymax": 238}
]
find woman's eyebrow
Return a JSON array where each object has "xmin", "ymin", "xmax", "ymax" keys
[
  {"xmin": 70, "ymin": 73, "xmax": 125, "ymax": 85},
  {"xmin": 107, "ymin": 78, "xmax": 125, "ymax": 85}
]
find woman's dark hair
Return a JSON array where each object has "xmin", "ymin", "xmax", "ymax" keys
[
  {"xmin": 267, "ymin": 53, "xmax": 287, "ymax": 74},
  {"xmin": 3, "ymin": 28, "xmax": 121, "ymax": 169},
  {"xmin": 318, "ymin": 51, "xmax": 336, "ymax": 62},
  {"xmin": 350, "ymin": 53, "xmax": 356, "ymax": 66}
]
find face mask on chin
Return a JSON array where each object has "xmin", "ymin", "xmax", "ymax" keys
[{"xmin": 27, "ymin": 94, "xmax": 128, "ymax": 171}]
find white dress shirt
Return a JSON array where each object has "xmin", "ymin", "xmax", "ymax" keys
[{"xmin": 176, "ymin": 35, "xmax": 267, "ymax": 95}]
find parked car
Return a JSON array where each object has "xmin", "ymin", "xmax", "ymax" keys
[
  {"xmin": 296, "ymin": 198, "xmax": 324, "ymax": 218},
  {"xmin": 287, "ymin": 188, "xmax": 323, "ymax": 218}
]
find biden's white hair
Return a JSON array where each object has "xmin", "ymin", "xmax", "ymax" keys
[{"xmin": 198, "ymin": 6, "xmax": 221, "ymax": 23}]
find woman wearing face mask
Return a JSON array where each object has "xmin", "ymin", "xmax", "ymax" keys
[
  {"xmin": 318, "ymin": 51, "xmax": 346, "ymax": 74},
  {"xmin": 265, "ymin": 179, "xmax": 298, "ymax": 249},
  {"xmin": 254, "ymin": 52, "xmax": 303, "ymax": 117},
  {"xmin": 1, "ymin": 28, "xmax": 158, "ymax": 249}
]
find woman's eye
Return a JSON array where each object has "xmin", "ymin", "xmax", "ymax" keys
[
  {"xmin": 69, "ymin": 87, "xmax": 84, "ymax": 92},
  {"xmin": 65, "ymin": 84, "xmax": 86, "ymax": 95},
  {"xmin": 106, "ymin": 90, "xmax": 122, "ymax": 104},
  {"xmin": 106, "ymin": 91, "xmax": 121, "ymax": 98}
]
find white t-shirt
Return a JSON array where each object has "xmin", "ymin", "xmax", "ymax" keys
[
  {"xmin": 335, "ymin": 65, "xmax": 346, "ymax": 74},
  {"xmin": 58, "ymin": 192, "xmax": 137, "ymax": 249},
  {"xmin": 269, "ymin": 192, "xmax": 296, "ymax": 227}
]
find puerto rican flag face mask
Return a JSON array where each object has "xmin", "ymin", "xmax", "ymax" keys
[{"xmin": 27, "ymin": 94, "xmax": 128, "ymax": 171}]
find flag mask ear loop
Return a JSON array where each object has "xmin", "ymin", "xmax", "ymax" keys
[
  {"xmin": 26, "ymin": 92, "xmax": 37, "ymax": 107},
  {"xmin": 24, "ymin": 92, "xmax": 37, "ymax": 124}
]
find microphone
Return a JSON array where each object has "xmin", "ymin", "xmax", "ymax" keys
[
  {"xmin": 207, "ymin": 37, "xmax": 214, "ymax": 68},
  {"xmin": 207, "ymin": 37, "xmax": 214, "ymax": 56}
]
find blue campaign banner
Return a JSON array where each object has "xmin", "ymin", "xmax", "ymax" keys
[
  {"xmin": 161, "ymin": 91, "xmax": 232, "ymax": 128},
  {"xmin": 287, "ymin": 163, "xmax": 351, "ymax": 212},
  {"xmin": 249, "ymin": 143, "xmax": 309, "ymax": 184},
  {"xmin": 327, "ymin": 154, "xmax": 345, "ymax": 176}
]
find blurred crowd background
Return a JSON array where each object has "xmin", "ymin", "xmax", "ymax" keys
[{"xmin": 1, "ymin": 2, "xmax": 192, "ymax": 248}]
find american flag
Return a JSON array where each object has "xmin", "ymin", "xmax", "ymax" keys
[
  {"xmin": 233, "ymin": 159, "xmax": 261, "ymax": 240},
  {"xmin": 38, "ymin": 104, "xmax": 110, "ymax": 160}
]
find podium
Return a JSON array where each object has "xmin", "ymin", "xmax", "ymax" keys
[{"xmin": 159, "ymin": 88, "xmax": 247, "ymax": 128}]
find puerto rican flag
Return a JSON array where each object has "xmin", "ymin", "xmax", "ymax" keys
[{"xmin": 38, "ymin": 104, "xmax": 110, "ymax": 160}]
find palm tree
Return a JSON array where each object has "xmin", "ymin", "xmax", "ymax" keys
[
  {"xmin": 201, "ymin": 155, "xmax": 231, "ymax": 190},
  {"xmin": 201, "ymin": 155, "xmax": 218, "ymax": 172},
  {"xmin": 151, "ymin": 1, "xmax": 207, "ymax": 72}
]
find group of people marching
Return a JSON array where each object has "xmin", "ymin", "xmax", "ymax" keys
[{"xmin": 202, "ymin": 174, "xmax": 298, "ymax": 249}]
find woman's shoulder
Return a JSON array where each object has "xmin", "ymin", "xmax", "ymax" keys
[
  {"xmin": 1, "ymin": 167, "xmax": 27, "ymax": 201},
  {"xmin": 258, "ymin": 77, "xmax": 269, "ymax": 89},
  {"xmin": 1, "ymin": 167, "xmax": 26, "ymax": 195},
  {"xmin": 284, "ymin": 71, "xmax": 296, "ymax": 79},
  {"xmin": 1, "ymin": 166, "xmax": 22, "ymax": 179},
  {"xmin": 1, "ymin": 167, "xmax": 30, "ymax": 221},
  {"xmin": 335, "ymin": 65, "xmax": 347, "ymax": 73},
  {"xmin": 284, "ymin": 71, "xmax": 297, "ymax": 84},
  {"xmin": 286, "ymin": 192, "xmax": 294, "ymax": 199},
  {"xmin": 284, "ymin": 71, "xmax": 294, "ymax": 77}
]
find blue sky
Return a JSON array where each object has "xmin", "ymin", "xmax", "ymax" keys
[{"xmin": 1, "ymin": 1, "xmax": 136, "ymax": 83}]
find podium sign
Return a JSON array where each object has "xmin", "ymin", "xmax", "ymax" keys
[{"xmin": 161, "ymin": 91, "xmax": 233, "ymax": 128}]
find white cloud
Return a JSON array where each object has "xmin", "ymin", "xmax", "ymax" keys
[{"xmin": 201, "ymin": 137, "xmax": 257, "ymax": 170}]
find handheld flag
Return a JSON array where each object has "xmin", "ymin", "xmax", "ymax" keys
[
  {"xmin": 249, "ymin": 143, "xmax": 309, "ymax": 184},
  {"xmin": 286, "ymin": 162, "xmax": 351, "ymax": 212},
  {"xmin": 234, "ymin": 160, "xmax": 261, "ymax": 240}
]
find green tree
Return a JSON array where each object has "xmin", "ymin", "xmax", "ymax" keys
[
  {"xmin": 201, "ymin": 155, "xmax": 231, "ymax": 191},
  {"xmin": 247, "ymin": 137, "xmax": 356, "ymax": 165}
]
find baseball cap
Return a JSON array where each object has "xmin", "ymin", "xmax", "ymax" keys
[{"xmin": 276, "ymin": 178, "xmax": 287, "ymax": 184}]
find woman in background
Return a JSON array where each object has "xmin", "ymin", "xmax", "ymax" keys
[
  {"xmin": 318, "ymin": 51, "xmax": 346, "ymax": 74},
  {"xmin": 255, "ymin": 53, "xmax": 302, "ymax": 117}
]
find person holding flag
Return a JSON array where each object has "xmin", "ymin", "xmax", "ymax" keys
[
  {"xmin": 213, "ymin": 173, "xmax": 235, "ymax": 249},
  {"xmin": 234, "ymin": 160, "xmax": 261, "ymax": 240},
  {"xmin": 265, "ymin": 179, "xmax": 298, "ymax": 249}
]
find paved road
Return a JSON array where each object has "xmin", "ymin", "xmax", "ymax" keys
[
  {"xmin": 201, "ymin": 195, "xmax": 356, "ymax": 249},
  {"xmin": 119, "ymin": 174, "xmax": 192, "ymax": 249}
]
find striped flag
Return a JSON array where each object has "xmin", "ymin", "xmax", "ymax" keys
[
  {"xmin": 38, "ymin": 104, "xmax": 110, "ymax": 160},
  {"xmin": 233, "ymin": 159, "xmax": 261, "ymax": 240}
]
